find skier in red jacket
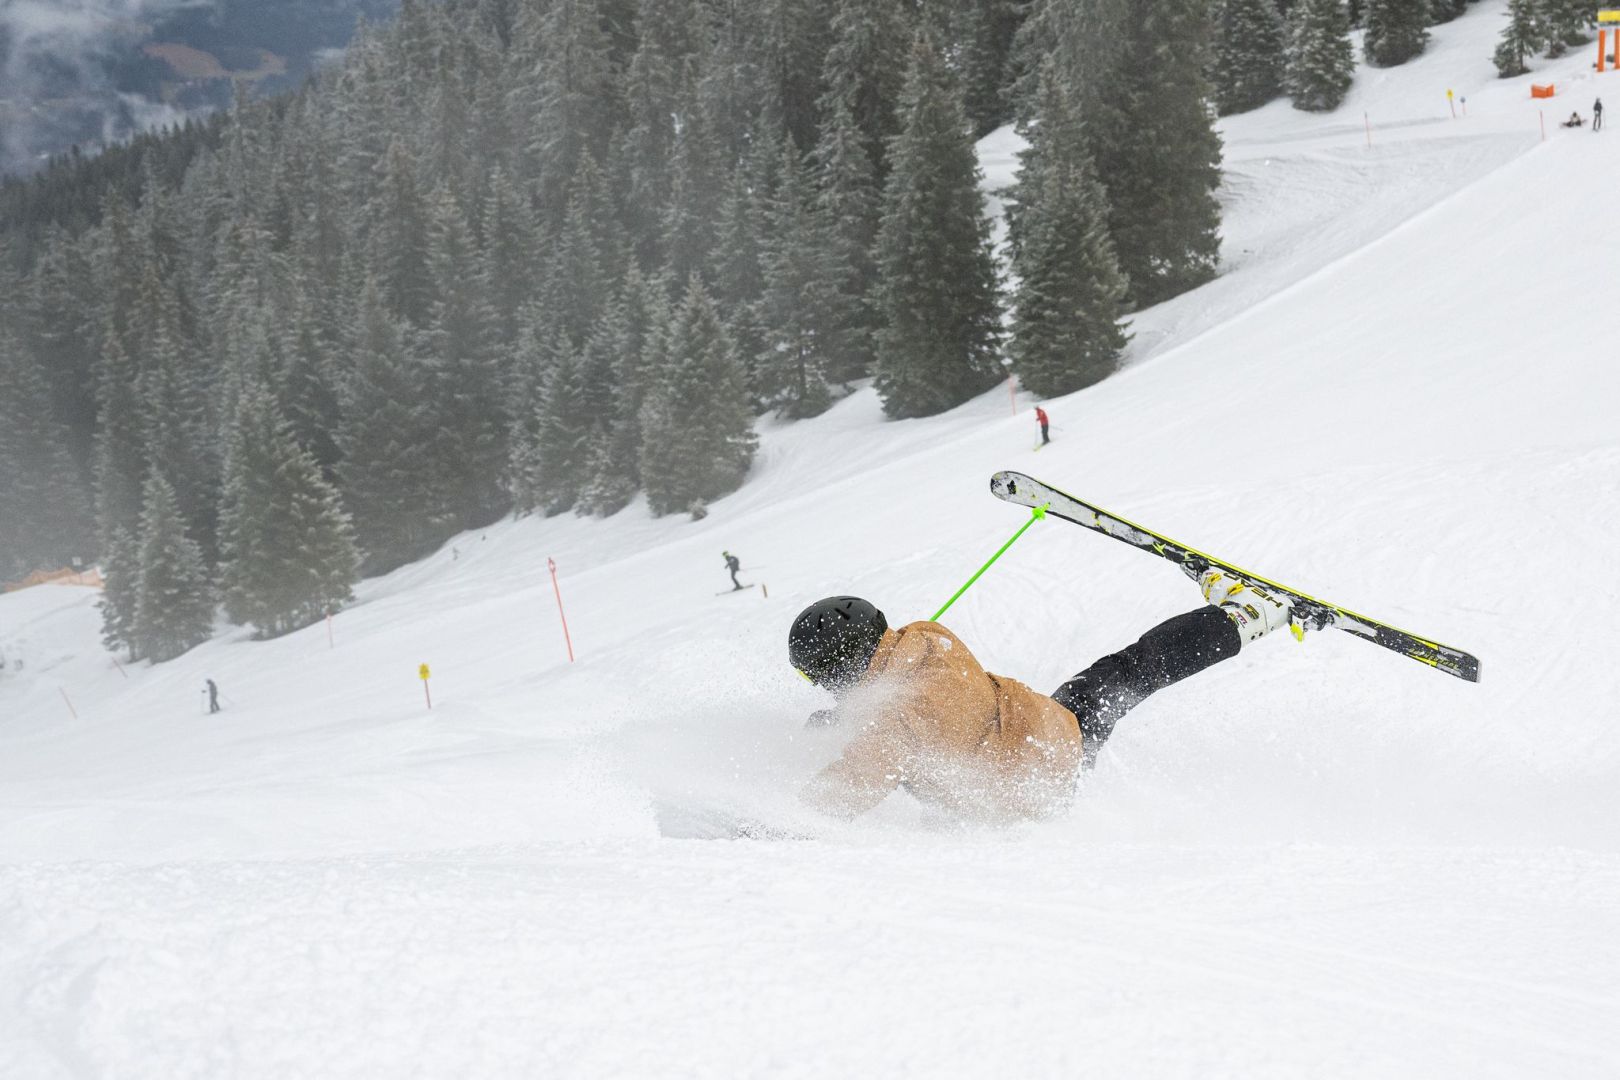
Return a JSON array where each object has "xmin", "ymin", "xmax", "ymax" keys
[{"xmin": 1034, "ymin": 405, "xmax": 1051, "ymax": 445}]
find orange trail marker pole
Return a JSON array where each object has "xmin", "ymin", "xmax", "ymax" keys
[
  {"xmin": 548, "ymin": 557, "xmax": 576, "ymax": 663},
  {"xmin": 1364, "ymin": 112, "xmax": 1372, "ymax": 147},
  {"xmin": 1540, "ymin": 109, "xmax": 1546, "ymax": 141},
  {"xmin": 1007, "ymin": 374, "xmax": 1016, "ymax": 417},
  {"xmin": 419, "ymin": 663, "xmax": 432, "ymax": 709},
  {"xmin": 59, "ymin": 687, "xmax": 78, "ymax": 719},
  {"xmin": 326, "ymin": 611, "xmax": 334, "ymax": 650}
]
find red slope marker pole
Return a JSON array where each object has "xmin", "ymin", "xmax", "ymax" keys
[
  {"xmin": 548, "ymin": 557, "xmax": 576, "ymax": 663},
  {"xmin": 59, "ymin": 687, "xmax": 78, "ymax": 719}
]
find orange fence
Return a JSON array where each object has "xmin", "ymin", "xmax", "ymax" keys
[
  {"xmin": 2, "ymin": 567, "xmax": 105, "ymax": 592},
  {"xmin": 1531, "ymin": 84, "xmax": 1556, "ymax": 99}
]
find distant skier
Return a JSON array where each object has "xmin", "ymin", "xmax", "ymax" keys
[
  {"xmin": 788, "ymin": 566, "xmax": 1308, "ymax": 821},
  {"xmin": 1595, "ymin": 98, "xmax": 1604, "ymax": 132},
  {"xmin": 1034, "ymin": 405, "xmax": 1051, "ymax": 445},
  {"xmin": 723, "ymin": 551, "xmax": 744, "ymax": 591},
  {"xmin": 205, "ymin": 678, "xmax": 221, "ymax": 715}
]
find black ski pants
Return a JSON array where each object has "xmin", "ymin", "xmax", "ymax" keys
[{"xmin": 1051, "ymin": 606, "xmax": 1241, "ymax": 769}]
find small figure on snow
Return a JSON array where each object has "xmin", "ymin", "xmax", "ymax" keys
[
  {"xmin": 1034, "ymin": 405, "xmax": 1052, "ymax": 446},
  {"xmin": 723, "ymin": 551, "xmax": 744, "ymax": 591},
  {"xmin": 1595, "ymin": 98, "xmax": 1604, "ymax": 132},
  {"xmin": 205, "ymin": 677, "xmax": 221, "ymax": 715},
  {"xmin": 1561, "ymin": 111, "xmax": 1585, "ymax": 129},
  {"xmin": 788, "ymin": 567, "xmax": 1312, "ymax": 821}
]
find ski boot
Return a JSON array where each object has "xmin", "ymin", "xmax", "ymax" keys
[{"xmin": 1182, "ymin": 558, "xmax": 1308, "ymax": 645}]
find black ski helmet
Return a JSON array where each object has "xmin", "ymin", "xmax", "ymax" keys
[{"xmin": 788, "ymin": 596, "xmax": 888, "ymax": 690}]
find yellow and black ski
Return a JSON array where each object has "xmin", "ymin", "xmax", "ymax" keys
[{"xmin": 990, "ymin": 471, "xmax": 1481, "ymax": 683}]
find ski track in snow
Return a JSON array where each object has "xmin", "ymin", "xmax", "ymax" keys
[{"xmin": 4, "ymin": 4, "xmax": 1620, "ymax": 1076}]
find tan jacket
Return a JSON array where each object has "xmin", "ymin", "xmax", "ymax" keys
[{"xmin": 804, "ymin": 621, "xmax": 1084, "ymax": 821}]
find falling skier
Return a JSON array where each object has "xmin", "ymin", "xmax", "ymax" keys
[
  {"xmin": 788, "ymin": 567, "xmax": 1299, "ymax": 821},
  {"xmin": 723, "ymin": 551, "xmax": 744, "ymax": 591},
  {"xmin": 1034, "ymin": 405, "xmax": 1051, "ymax": 446}
]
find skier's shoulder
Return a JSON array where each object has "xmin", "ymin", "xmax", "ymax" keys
[{"xmin": 891, "ymin": 620, "xmax": 975, "ymax": 662}]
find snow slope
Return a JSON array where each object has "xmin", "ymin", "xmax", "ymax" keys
[{"xmin": 4, "ymin": 5, "xmax": 1619, "ymax": 1076}]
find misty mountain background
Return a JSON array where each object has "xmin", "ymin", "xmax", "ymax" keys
[{"xmin": 0, "ymin": 0, "xmax": 399, "ymax": 177}]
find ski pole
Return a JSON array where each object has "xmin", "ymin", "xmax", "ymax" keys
[{"xmin": 931, "ymin": 502, "xmax": 1048, "ymax": 622}]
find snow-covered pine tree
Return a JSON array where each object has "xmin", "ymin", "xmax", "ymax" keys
[
  {"xmin": 138, "ymin": 320, "xmax": 217, "ymax": 560},
  {"xmin": 523, "ymin": 0, "xmax": 623, "ymax": 225},
  {"xmin": 219, "ymin": 380, "xmax": 360, "ymax": 639},
  {"xmin": 1540, "ymin": 0, "xmax": 1591, "ymax": 56},
  {"xmin": 0, "ymin": 329, "xmax": 93, "ymax": 579},
  {"xmin": 1091, "ymin": 0, "xmax": 1224, "ymax": 308},
  {"xmin": 662, "ymin": 85, "xmax": 728, "ymax": 289},
  {"xmin": 132, "ymin": 471, "xmax": 214, "ymax": 663},
  {"xmin": 1213, "ymin": 0, "xmax": 1288, "ymax": 114},
  {"xmin": 755, "ymin": 143, "xmax": 851, "ymax": 418},
  {"xmin": 818, "ymin": 0, "xmax": 912, "ymax": 184},
  {"xmin": 713, "ymin": 155, "xmax": 771, "ymax": 403},
  {"xmin": 811, "ymin": 93, "xmax": 882, "ymax": 385},
  {"xmin": 368, "ymin": 137, "xmax": 434, "ymax": 326},
  {"xmin": 528, "ymin": 331, "xmax": 591, "ymax": 515},
  {"xmin": 575, "ymin": 298, "xmax": 639, "ymax": 517},
  {"xmin": 1009, "ymin": 65, "xmax": 1130, "ymax": 399},
  {"xmin": 870, "ymin": 29, "xmax": 1003, "ymax": 419},
  {"xmin": 423, "ymin": 183, "xmax": 509, "ymax": 528},
  {"xmin": 92, "ymin": 333, "xmax": 148, "ymax": 548},
  {"xmin": 1428, "ymin": 0, "xmax": 1469, "ymax": 24},
  {"xmin": 639, "ymin": 275, "xmax": 757, "ymax": 516},
  {"xmin": 99, "ymin": 528, "xmax": 140, "ymax": 660},
  {"xmin": 1363, "ymin": 0, "xmax": 1430, "ymax": 66},
  {"xmin": 1286, "ymin": 0, "xmax": 1357, "ymax": 110},
  {"xmin": 1493, "ymin": 0, "xmax": 1543, "ymax": 75},
  {"xmin": 336, "ymin": 281, "xmax": 446, "ymax": 572}
]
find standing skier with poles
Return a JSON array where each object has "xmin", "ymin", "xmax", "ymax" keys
[
  {"xmin": 723, "ymin": 551, "xmax": 744, "ymax": 591},
  {"xmin": 1034, "ymin": 405, "xmax": 1052, "ymax": 446},
  {"xmin": 1595, "ymin": 97, "xmax": 1604, "ymax": 132},
  {"xmin": 204, "ymin": 678, "xmax": 221, "ymax": 715},
  {"xmin": 789, "ymin": 566, "xmax": 1301, "ymax": 821}
]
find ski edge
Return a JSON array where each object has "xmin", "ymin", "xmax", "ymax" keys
[{"xmin": 990, "ymin": 470, "xmax": 1481, "ymax": 683}]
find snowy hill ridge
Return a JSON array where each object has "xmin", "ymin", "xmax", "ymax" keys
[{"xmin": 4, "ymin": 5, "xmax": 1620, "ymax": 1076}]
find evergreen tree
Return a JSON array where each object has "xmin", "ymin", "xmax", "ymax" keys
[
  {"xmin": 219, "ymin": 381, "xmax": 361, "ymax": 638},
  {"xmin": 957, "ymin": 0, "xmax": 1027, "ymax": 137},
  {"xmin": 1287, "ymin": 0, "xmax": 1357, "ymax": 110},
  {"xmin": 511, "ymin": 331, "xmax": 591, "ymax": 515},
  {"xmin": 423, "ymin": 184, "xmax": 509, "ymax": 526},
  {"xmin": 1213, "ymin": 0, "xmax": 1288, "ymax": 114},
  {"xmin": 1363, "ymin": 0, "xmax": 1430, "ymax": 66},
  {"xmin": 1429, "ymin": 0, "xmax": 1469, "ymax": 23},
  {"xmin": 1009, "ymin": 68, "xmax": 1130, "ymax": 398},
  {"xmin": 810, "ymin": 94, "xmax": 883, "ymax": 384},
  {"xmin": 522, "ymin": 0, "xmax": 622, "ymax": 223},
  {"xmin": 870, "ymin": 31, "xmax": 1003, "ymax": 419},
  {"xmin": 336, "ymin": 281, "xmax": 447, "ymax": 572},
  {"xmin": 1493, "ymin": 0, "xmax": 1543, "ymax": 75},
  {"xmin": 575, "ymin": 297, "xmax": 640, "ymax": 516},
  {"xmin": 639, "ymin": 276, "xmax": 757, "ymax": 515},
  {"xmin": 99, "ymin": 527, "xmax": 140, "ymax": 660},
  {"xmin": 369, "ymin": 137, "xmax": 434, "ymax": 325},
  {"xmin": 92, "ymin": 333, "xmax": 148, "ymax": 548},
  {"xmin": 132, "ymin": 471, "xmax": 214, "ymax": 663},
  {"xmin": 818, "ymin": 0, "xmax": 913, "ymax": 182},
  {"xmin": 755, "ymin": 144, "xmax": 852, "ymax": 418},
  {"xmin": 0, "ymin": 330, "xmax": 93, "ymax": 579},
  {"xmin": 1091, "ymin": 0, "xmax": 1225, "ymax": 308},
  {"xmin": 1540, "ymin": 0, "xmax": 1590, "ymax": 56}
]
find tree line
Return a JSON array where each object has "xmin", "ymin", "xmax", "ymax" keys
[{"xmin": 1, "ymin": 0, "xmax": 1232, "ymax": 663}]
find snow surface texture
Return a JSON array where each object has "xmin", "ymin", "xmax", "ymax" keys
[{"xmin": 4, "ymin": 5, "xmax": 1619, "ymax": 1076}]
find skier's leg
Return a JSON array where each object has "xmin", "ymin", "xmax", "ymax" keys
[
  {"xmin": 1051, "ymin": 606, "xmax": 1241, "ymax": 769},
  {"xmin": 731, "ymin": 568, "xmax": 742, "ymax": 589}
]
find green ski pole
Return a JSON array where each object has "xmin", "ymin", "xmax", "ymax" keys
[{"xmin": 930, "ymin": 502, "xmax": 1049, "ymax": 622}]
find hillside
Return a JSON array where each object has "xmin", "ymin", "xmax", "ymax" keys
[{"xmin": 3, "ymin": 5, "xmax": 1619, "ymax": 1076}]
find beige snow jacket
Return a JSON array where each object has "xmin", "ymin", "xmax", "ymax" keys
[{"xmin": 803, "ymin": 621, "xmax": 1084, "ymax": 821}]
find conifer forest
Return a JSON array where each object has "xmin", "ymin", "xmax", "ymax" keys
[{"xmin": 1, "ymin": 0, "xmax": 1497, "ymax": 661}]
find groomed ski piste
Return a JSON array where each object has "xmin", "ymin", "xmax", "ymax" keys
[{"xmin": 4, "ymin": 5, "xmax": 1619, "ymax": 1076}]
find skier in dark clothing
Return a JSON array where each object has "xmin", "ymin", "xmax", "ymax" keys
[
  {"xmin": 205, "ymin": 678, "xmax": 221, "ymax": 714},
  {"xmin": 1595, "ymin": 98, "xmax": 1604, "ymax": 132},
  {"xmin": 788, "ymin": 565, "xmax": 1299, "ymax": 821},
  {"xmin": 723, "ymin": 551, "xmax": 743, "ymax": 591},
  {"xmin": 1034, "ymin": 405, "xmax": 1051, "ymax": 445}
]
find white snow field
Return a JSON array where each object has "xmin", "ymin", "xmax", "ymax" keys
[{"xmin": 5, "ymin": 5, "xmax": 1620, "ymax": 1077}]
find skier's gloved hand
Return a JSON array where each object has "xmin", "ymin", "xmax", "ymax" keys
[{"xmin": 805, "ymin": 708, "xmax": 841, "ymax": 729}]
